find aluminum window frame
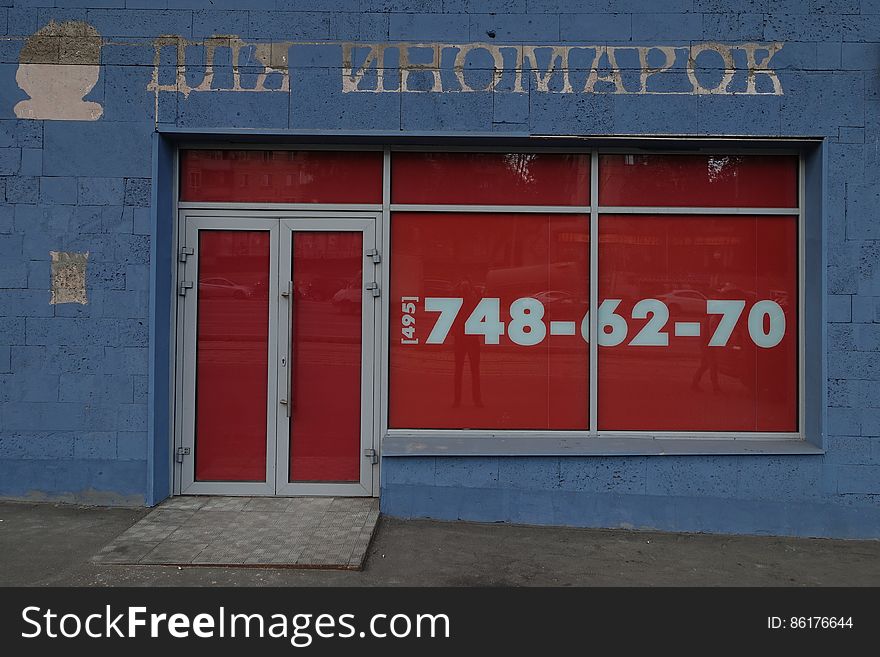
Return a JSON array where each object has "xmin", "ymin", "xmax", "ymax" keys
[{"xmin": 382, "ymin": 147, "xmax": 805, "ymax": 444}]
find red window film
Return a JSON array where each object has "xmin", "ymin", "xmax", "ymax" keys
[
  {"xmin": 597, "ymin": 215, "xmax": 798, "ymax": 432},
  {"xmin": 599, "ymin": 154, "xmax": 798, "ymax": 208},
  {"xmin": 180, "ymin": 150, "xmax": 383, "ymax": 204},
  {"xmin": 390, "ymin": 213, "xmax": 589, "ymax": 430},
  {"xmin": 290, "ymin": 231, "xmax": 363, "ymax": 482},
  {"xmin": 194, "ymin": 230, "xmax": 270, "ymax": 481},
  {"xmin": 391, "ymin": 152, "xmax": 590, "ymax": 205}
]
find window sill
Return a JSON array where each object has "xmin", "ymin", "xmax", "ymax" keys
[{"xmin": 381, "ymin": 434, "xmax": 824, "ymax": 457}]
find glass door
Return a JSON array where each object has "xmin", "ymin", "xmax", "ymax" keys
[
  {"xmin": 177, "ymin": 215, "xmax": 377, "ymax": 496},
  {"xmin": 276, "ymin": 219, "xmax": 376, "ymax": 496}
]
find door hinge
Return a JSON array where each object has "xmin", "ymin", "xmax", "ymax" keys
[
  {"xmin": 366, "ymin": 282, "xmax": 380, "ymax": 297},
  {"xmin": 175, "ymin": 446, "xmax": 191, "ymax": 463},
  {"xmin": 178, "ymin": 281, "xmax": 194, "ymax": 296},
  {"xmin": 364, "ymin": 448, "xmax": 378, "ymax": 465},
  {"xmin": 366, "ymin": 248, "xmax": 381, "ymax": 264},
  {"xmin": 179, "ymin": 246, "xmax": 194, "ymax": 262}
]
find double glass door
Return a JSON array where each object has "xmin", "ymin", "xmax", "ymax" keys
[{"xmin": 176, "ymin": 214, "xmax": 378, "ymax": 496}]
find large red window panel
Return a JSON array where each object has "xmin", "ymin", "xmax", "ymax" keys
[
  {"xmin": 599, "ymin": 154, "xmax": 798, "ymax": 208},
  {"xmin": 597, "ymin": 215, "xmax": 798, "ymax": 432},
  {"xmin": 180, "ymin": 150, "xmax": 383, "ymax": 204},
  {"xmin": 389, "ymin": 212, "xmax": 590, "ymax": 430},
  {"xmin": 392, "ymin": 152, "xmax": 590, "ymax": 206},
  {"xmin": 289, "ymin": 231, "xmax": 363, "ymax": 482},
  {"xmin": 194, "ymin": 230, "xmax": 270, "ymax": 481}
]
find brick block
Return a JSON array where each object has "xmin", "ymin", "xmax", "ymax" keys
[
  {"xmin": 85, "ymin": 9, "xmax": 193, "ymax": 38},
  {"xmin": 846, "ymin": 184, "xmax": 880, "ymax": 240},
  {"xmin": 77, "ymin": 178, "xmax": 124, "ymax": 206},
  {"xmin": 380, "ymin": 456, "xmax": 436, "ymax": 486},
  {"xmin": 857, "ymin": 324, "xmax": 880, "ymax": 351},
  {"xmin": 99, "ymin": 290, "xmax": 148, "ymax": 319},
  {"xmin": 116, "ymin": 431, "xmax": 146, "ymax": 461},
  {"xmin": 560, "ymin": 13, "xmax": 631, "ymax": 41},
  {"xmin": 73, "ymin": 432, "xmax": 117, "ymax": 460},
  {"xmin": 0, "ymin": 262, "xmax": 27, "ymax": 289},
  {"xmin": 193, "ymin": 9, "xmax": 248, "ymax": 38},
  {"xmin": 0, "ymin": 147, "xmax": 20, "ymax": 175},
  {"xmin": 123, "ymin": 178, "xmax": 151, "ymax": 207},
  {"xmin": 736, "ymin": 456, "xmax": 823, "ymax": 502},
  {"xmin": 645, "ymin": 456, "xmax": 740, "ymax": 497},
  {"xmin": 43, "ymin": 121, "xmax": 152, "ymax": 178},
  {"xmin": 19, "ymin": 148, "xmax": 41, "ymax": 176},
  {"xmin": 434, "ymin": 457, "xmax": 499, "ymax": 488},
  {"xmin": 132, "ymin": 207, "xmax": 151, "ymax": 235},
  {"xmin": 125, "ymin": 264, "xmax": 149, "ymax": 291},
  {"xmin": 633, "ymin": 13, "xmax": 702, "ymax": 40},
  {"xmin": 246, "ymin": 11, "xmax": 330, "ymax": 40},
  {"xmin": 0, "ymin": 120, "xmax": 40, "ymax": 148},
  {"xmin": 852, "ymin": 295, "xmax": 878, "ymax": 323},
  {"xmin": 330, "ymin": 12, "xmax": 388, "ymax": 40},
  {"xmin": 114, "ymin": 234, "xmax": 150, "ymax": 264},
  {"xmin": 59, "ymin": 374, "xmax": 133, "ymax": 404},
  {"xmin": 5, "ymin": 176, "xmax": 39, "ymax": 204},
  {"xmin": 0, "ymin": 432, "xmax": 75, "ymax": 460},
  {"xmin": 498, "ymin": 457, "xmax": 561, "ymax": 490},
  {"xmin": 0, "ymin": 316, "xmax": 24, "ymax": 344},
  {"xmin": 837, "ymin": 465, "xmax": 880, "ymax": 494},
  {"xmin": 0, "ymin": 373, "xmax": 58, "ymax": 402},
  {"xmin": 389, "ymin": 13, "xmax": 469, "ymax": 41},
  {"xmin": 701, "ymin": 12, "xmax": 764, "ymax": 41},
  {"xmin": 559, "ymin": 456, "xmax": 647, "ymax": 494},
  {"xmin": 39, "ymin": 177, "xmax": 77, "ymax": 205},
  {"xmin": 468, "ymin": 13, "xmax": 559, "ymax": 42},
  {"xmin": 828, "ymin": 294, "xmax": 852, "ymax": 322}
]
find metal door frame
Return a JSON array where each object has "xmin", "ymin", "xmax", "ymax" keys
[
  {"xmin": 276, "ymin": 217, "xmax": 377, "ymax": 497},
  {"xmin": 173, "ymin": 210, "xmax": 381, "ymax": 497},
  {"xmin": 178, "ymin": 215, "xmax": 279, "ymax": 496}
]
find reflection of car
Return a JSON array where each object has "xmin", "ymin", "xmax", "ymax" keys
[
  {"xmin": 200, "ymin": 277, "xmax": 253, "ymax": 299},
  {"xmin": 332, "ymin": 279, "xmax": 361, "ymax": 314},
  {"xmin": 655, "ymin": 289, "xmax": 707, "ymax": 316},
  {"xmin": 533, "ymin": 290, "xmax": 576, "ymax": 306}
]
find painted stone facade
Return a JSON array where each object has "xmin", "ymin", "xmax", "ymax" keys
[{"xmin": 0, "ymin": 1, "xmax": 878, "ymax": 537}]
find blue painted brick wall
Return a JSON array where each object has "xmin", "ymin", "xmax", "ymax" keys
[{"xmin": 0, "ymin": 1, "xmax": 877, "ymax": 533}]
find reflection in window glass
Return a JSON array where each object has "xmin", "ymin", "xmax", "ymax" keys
[
  {"xmin": 598, "ymin": 215, "xmax": 798, "ymax": 432},
  {"xmin": 599, "ymin": 154, "xmax": 798, "ymax": 208},
  {"xmin": 389, "ymin": 213, "xmax": 590, "ymax": 430},
  {"xmin": 392, "ymin": 152, "xmax": 590, "ymax": 206}
]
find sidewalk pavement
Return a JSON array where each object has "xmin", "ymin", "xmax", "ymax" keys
[{"xmin": 1, "ymin": 500, "xmax": 878, "ymax": 586}]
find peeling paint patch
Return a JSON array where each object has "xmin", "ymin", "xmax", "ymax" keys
[{"xmin": 50, "ymin": 251, "xmax": 89, "ymax": 305}]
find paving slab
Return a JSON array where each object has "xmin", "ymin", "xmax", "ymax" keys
[{"xmin": 93, "ymin": 497, "xmax": 379, "ymax": 570}]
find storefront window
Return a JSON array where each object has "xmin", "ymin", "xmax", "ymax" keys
[
  {"xmin": 389, "ymin": 151, "xmax": 799, "ymax": 434},
  {"xmin": 180, "ymin": 149, "xmax": 383, "ymax": 203}
]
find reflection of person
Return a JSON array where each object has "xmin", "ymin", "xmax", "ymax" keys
[
  {"xmin": 452, "ymin": 279, "xmax": 483, "ymax": 408},
  {"xmin": 15, "ymin": 21, "xmax": 104, "ymax": 121},
  {"xmin": 691, "ymin": 313, "xmax": 721, "ymax": 393}
]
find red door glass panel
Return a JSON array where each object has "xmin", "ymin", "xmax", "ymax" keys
[
  {"xmin": 194, "ymin": 230, "xmax": 270, "ymax": 481},
  {"xmin": 392, "ymin": 152, "xmax": 590, "ymax": 205},
  {"xmin": 390, "ymin": 213, "xmax": 589, "ymax": 430},
  {"xmin": 180, "ymin": 150, "xmax": 383, "ymax": 204},
  {"xmin": 599, "ymin": 154, "xmax": 798, "ymax": 208},
  {"xmin": 597, "ymin": 215, "xmax": 798, "ymax": 432},
  {"xmin": 290, "ymin": 231, "xmax": 363, "ymax": 482}
]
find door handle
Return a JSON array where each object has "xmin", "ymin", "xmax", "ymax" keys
[{"xmin": 283, "ymin": 281, "xmax": 293, "ymax": 418}]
